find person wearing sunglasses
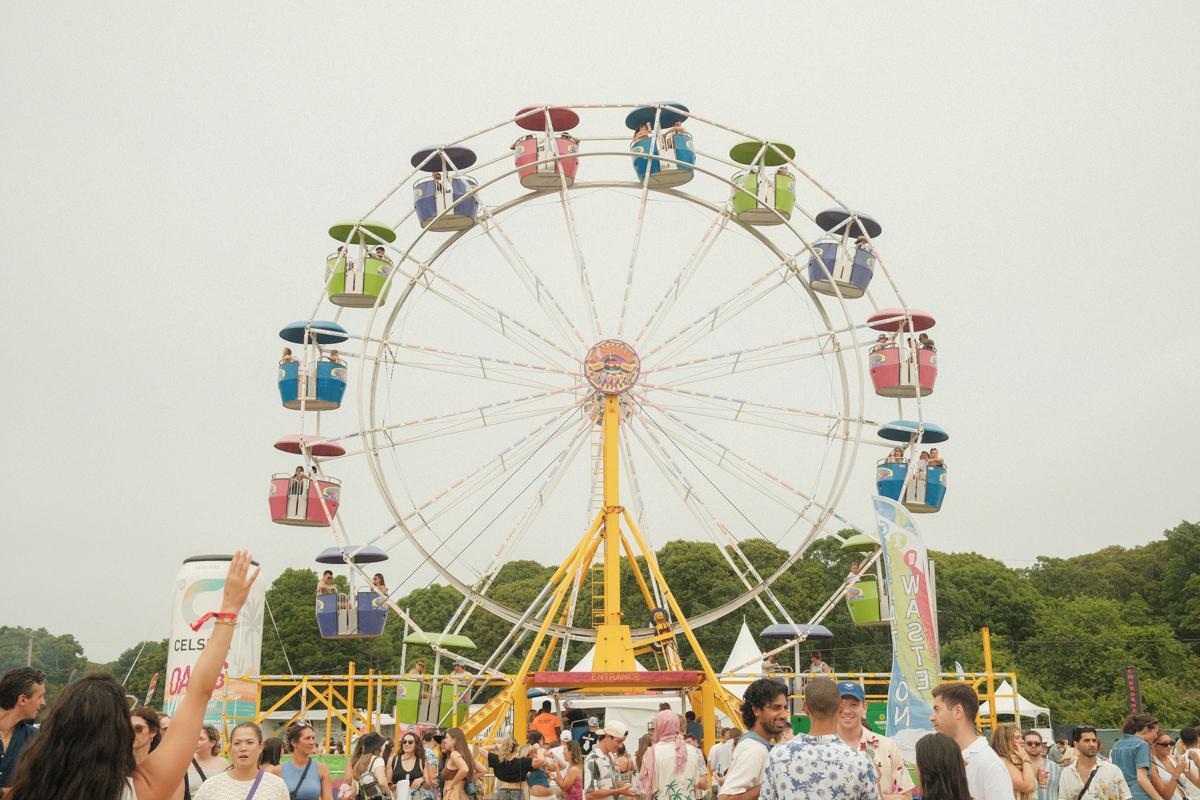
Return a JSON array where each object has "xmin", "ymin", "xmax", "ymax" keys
[
  {"xmin": 1150, "ymin": 735, "xmax": 1189, "ymax": 800},
  {"xmin": 393, "ymin": 732, "xmax": 435, "ymax": 800},
  {"xmin": 1022, "ymin": 731, "xmax": 1061, "ymax": 800}
]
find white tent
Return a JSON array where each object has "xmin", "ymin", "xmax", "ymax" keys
[
  {"xmin": 978, "ymin": 680, "xmax": 1052, "ymax": 721},
  {"xmin": 570, "ymin": 645, "xmax": 649, "ymax": 672},
  {"xmin": 720, "ymin": 620, "xmax": 765, "ymax": 698}
]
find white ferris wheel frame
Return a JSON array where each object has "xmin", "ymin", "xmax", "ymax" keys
[{"xmin": 287, "ymin": 103, "xmax": 933, "ymax": 673}]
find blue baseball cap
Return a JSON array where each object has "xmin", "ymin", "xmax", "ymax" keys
[{"xmin": 838, "ymin": 681, "xmax": 865, "ymax": 702}]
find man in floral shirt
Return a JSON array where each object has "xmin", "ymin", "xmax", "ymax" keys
[
  {"xmin": 761, "ymin": 678, "xmax": 879, "ymax": 800},
  {"xmin": 835, "ymin": 682, "xmax": 914, "ymax": 800}
]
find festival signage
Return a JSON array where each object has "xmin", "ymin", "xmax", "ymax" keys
[
  {"xmin": 1123, "ymin": 666, "xmax": 1142, "ymax": 714},
  {"xmin": 164, "ymin": 555, "xmax": 266, "ymax": 723},
  {"xmin": 874, "ymin": 495, "xmax": 940, "ymax": 761}
]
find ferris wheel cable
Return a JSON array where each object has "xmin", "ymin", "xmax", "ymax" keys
[
  {"xmin": 633, "ymin": 212, "xmax": 729, "ymax": 349},
  {"xmin": 336, "ymin": 388, "xmax": 583, "ymax": 443},
  {"xmin": 638, "ymin": 399, "xmax": 860, "ymax": 527},
  {"xmin": 364, "ymin": 339, "xmax": 576, "ymax": 376},
  {"xmin": 366, "ymin": 399, "xmax": 587, "ymax": 542},
  {"xmin": 479, "ymin": 210, "xmax": 587, "ymax": 354},
  {"xmin": 648, "ymin": 403, "xmax": 887, "ymax": 449},
  {"xmin": 553, "ymin": 163, "xmax": 603, "ymax": 342},
  {"xmin": 334, "ymin": 402, "xmax": 579, "ymax": 456},
  {"xmin": 645, "ymin": 318, "xmax": 889, "ymax": 375},
  {"xmin": 385, "ymin": 405, "xmax": 591, "ymax": 595},
  {"xmin": 626, "ymin": 416, "xmax": 787, "ymax": 624},
  {"xmin": 643, "ymin": 388, "xmax": 888, "ymax": 431},
  {"xmin": 615, "ymin": 106, "xmax": 663, "ymax": 337},
  {"xmin": 371, "ymin": 358, "xmax": 571, "ymax": 392},
  {"xmin": 448, "ymin": 417, "xmax": 591, "ymax": 637},
  {"xmin": 383, "ymin": 261, "xmax": 576, "ymax": 369},
  {"xmin": 627, "ymin": 408, "xmax": 790, "ymax": 592},
  {"xmin": 640, "ymin": 254, "xmax": 813, "ymax": 366}
]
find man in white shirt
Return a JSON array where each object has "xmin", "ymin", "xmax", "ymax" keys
[
  {"xmin": 708, "ymin": 729, "xmax": 736, "ymax": 800},
  {"xmin": 585, "ymin": 721, "xmax": 637, "ymax": 800},
  {"xmin": 720, "ymin": 679, "xmax": 791, "ymax": 800},
  {"xmin": 1058, "ymin": 726, "xmax": 1132, "ymax": 800},
  {"xmin": 930, "ymin": 682, "xmax": 1013, "ymax": 800}
]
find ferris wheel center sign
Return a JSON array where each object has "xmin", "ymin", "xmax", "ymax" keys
[{"xmin": 585, "ymin": 339, "xmax": 641, "ymax": 395}]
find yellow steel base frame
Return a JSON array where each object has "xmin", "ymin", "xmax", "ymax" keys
[{"xmin": 462, "ymin": 394, "xmax": 745, "ymax": 751}]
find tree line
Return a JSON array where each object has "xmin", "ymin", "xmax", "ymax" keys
[{"xmin": 4, "ymin": 519, "xmax": 1196, "ymax": 727}]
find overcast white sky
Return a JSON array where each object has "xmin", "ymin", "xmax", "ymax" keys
[{"xmin": 3, "ymin": 3, "xmax": 1198, "ymax": 662}]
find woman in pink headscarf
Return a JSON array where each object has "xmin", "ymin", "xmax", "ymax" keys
[{"xmin": 638, "ymin": 710, "xmax": 706, "ymax": 800}]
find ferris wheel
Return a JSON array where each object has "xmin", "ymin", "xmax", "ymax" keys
[{"xmin": 269, "ymin": 102, "xmax": 946, "ymax": 712}]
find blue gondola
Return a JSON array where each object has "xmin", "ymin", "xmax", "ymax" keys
[
  {"xmin": 806, "ymin": 210, "xmax": 883, "ymax": 299},
  {"xmin": 314, "ymin": 546, "xmax": 389, "ymax": 639},
  {"xmin": 876, "ymin": 420, "xmax": 949, "ymax": 513},
  {"xmin": 625, "ymin": 103, "xmax": 695, "ymax": 188},
  {"xmin": 278, "ymin": 359, "xmax": 346, "ymax": 411},
  {"xmin": 411, "ymin": 146, "xmax": 481, "ymax": 232}
]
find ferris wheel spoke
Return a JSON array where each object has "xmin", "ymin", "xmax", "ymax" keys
[
  {"xmin": 479, "ymin": 210, "xmax": 588, "ymax": 356},
  {"xmin": 370, "ymin": 340, "xmax": 575, "ymax": 391},
  {"xmin": 338, "ymin": 388, "xmax": 583, "ymax": 454},
  {"xmin": 443, "ymin": 418, "xmax": 593, "ymax": 635},
  {"xmin": 644, "ymin": 324, "xmax": 863, "ymax": 378},
  {"xmin": 637, "ymin": 398, "xmax": 840, "ymax": 524},
  {"xmin": 392, "ymin": 259, "xmax": 575, "ymax": 369},
  {"xmin": 615, "ymin": 115, "xmax": 661, "ymax": 338},
  {"xmin": 632, "ymin": 212, "xmax": 728, "ymax": 349},
  {"xmin": 377, "ymin": 407, "xmax": 589, "ymax": 552},
  {"xmin": 641, "ymin": 384, "xmax": 880, "ymax": 432},
  {"xmin": 642, "ymin": 264, "xmax": 791, "ymax": 368},
  {"xmin": 380, "ymin": 404, "xmax": 591, "ymax": 606},
  {"xmin": 627, "ymin": 416, "xmax": 794, "ymax": 624},
  {"xmin": 556, "ymin": 181, "xmax": 603, "ymax": 341}
]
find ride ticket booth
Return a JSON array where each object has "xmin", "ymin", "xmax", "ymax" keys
[
  {"xmin": 411, "ymin": 146, "xmax": 481, "ymax": 231},
  {"xmin": 314, "ymin": 546, "xmax": 389, "ymax": 639},
  {"xmin": 513, "ymin": 105, "xmax": 581, "ymax": 189}
]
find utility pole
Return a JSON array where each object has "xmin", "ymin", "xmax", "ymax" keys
[{"xmin": 26, "ymin": 636, "xmax": 33, "ymax": 667}]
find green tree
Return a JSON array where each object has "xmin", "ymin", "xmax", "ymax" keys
[
  {"xmin": 0, "ymin": 626, "xmax": 88, "ymax": 703},
  {"xmin": 105, "ymin": 640, "xmax": 169, "ymax": 708}
]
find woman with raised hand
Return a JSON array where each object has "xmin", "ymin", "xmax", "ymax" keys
[
  {"xmin": 6, "ymin": 550, "xmax": 260, "ymax": 800},
  {"xmin": 194, "ymin": 721, "xmax": 289, "ymax": 800}
]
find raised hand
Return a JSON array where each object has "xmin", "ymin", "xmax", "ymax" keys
[{"xmin": 220, "ymin": 550, "xmax": 261, "ymax": 615}]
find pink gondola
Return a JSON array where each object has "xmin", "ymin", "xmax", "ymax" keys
[{"xmin": 269, "ymin": 473, "xmax": 341, "ymax": 527}]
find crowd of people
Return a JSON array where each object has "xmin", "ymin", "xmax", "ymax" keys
[{"xmin": 4, "ymin": 581, "xmax": 1199, "ymax": 800}]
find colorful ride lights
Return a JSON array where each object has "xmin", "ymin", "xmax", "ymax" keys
[
  {"xmin": 840, "ymin": 534, "xmax": 890, "ymax": 627},
  {"xmin": 326, "ymin": 221, "xmax": 396, "ymax": 308},
  {"xmin": 867, "ymin": 309, "xmax": 938, "ymax": 399},
  {"xmin": 411, "ymin": 146, "xmax": 480, "ymax": 231},
  {"xmin": 806, "ymin": 210, "xmax": 882, "ymax": 299},
  {"xmin": 513, "ymin": 106, "xmax": 580, "ymax": 189},
  {"xmin": 314, "ymin": 546, "xmax": 389, "ymax": 639},
  {"xmin": 875, "ymin": 420, "xmax": 949, "ymax": 513},
  {"xmin": 626, "ymin": 103, "xmax": 696, "ymax": 188},
  {"xmin": 729, "ymin": 141, "xmax": 797, "ymax": 226},
  {"xmin": 277, "ymin": 321, "xmax": 349, "ymax": 410}
]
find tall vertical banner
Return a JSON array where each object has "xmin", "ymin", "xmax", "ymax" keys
[
  {"xmin": 874, "ymin": 496, "xmax": 940, "ymax": 761},
  {"xmin": 164, "ymin": 555, "xmax": 266, "ymax": 724}
]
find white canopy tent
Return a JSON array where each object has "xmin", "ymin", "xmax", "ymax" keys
[
  {"xmin": 569, "ymin": 645, "xmax": 650, "ymax": 672},
  {"xmin": 978, "ymin": 680, "xmax": 1052, "ymax": 723},
  {"xmin": 719, "ymin": 620, "xmax": 765, "ymax": 698}
]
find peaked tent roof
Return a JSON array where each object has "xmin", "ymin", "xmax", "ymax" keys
[
  {"xmin": 570, "ymin": 645, "xmax": 649, "ymax": 672},
  {"xmin": 720, "ymin": 620, "xmax": 765, "ymax": 698},
  {"xmin": 978, "ymin": 680, "xmax": 1051, "ymax": 719}
]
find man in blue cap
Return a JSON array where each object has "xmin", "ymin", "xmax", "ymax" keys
[{"xmin": 835, "ymin": 681, "xmax": 913, "ymax": 800}]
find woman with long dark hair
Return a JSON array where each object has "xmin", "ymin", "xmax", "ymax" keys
[
  {"xmin": 6, "ymin": 551, "xmax": 260, "ymax": 800},
  {"xmin": 347, "ymin": 732, "xmax": 388, "ymax": 799},
  {"xmin": 131, "ymin": 708, "xmax": 163, "ymax": 764},
  {"xmin": 440, "ymin": 728, "xmax": 480, "ymax": 800},
  {"xmin": 260, "ymin": 738, "xmax": 283, "ymax": 768},
  {"xmin": 267, "ymin": 723, "xmax": 332, "ymax": 800},
  {"xmin": 393, "ymin": 729, "xmax": 436, "ymax": 800},
  {"xmin": 916, "ymin": 733, "xmax": 972, "ymax": 800}
]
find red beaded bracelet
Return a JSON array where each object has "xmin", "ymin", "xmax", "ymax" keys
[{"xmin": 190, "ymin": 612, "xmax": 239, "ymax": 631}]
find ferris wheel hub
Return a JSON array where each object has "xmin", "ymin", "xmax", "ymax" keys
[{"xmin": 584, "ymin": 339, "xmax": 641, "ymax": 395}]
